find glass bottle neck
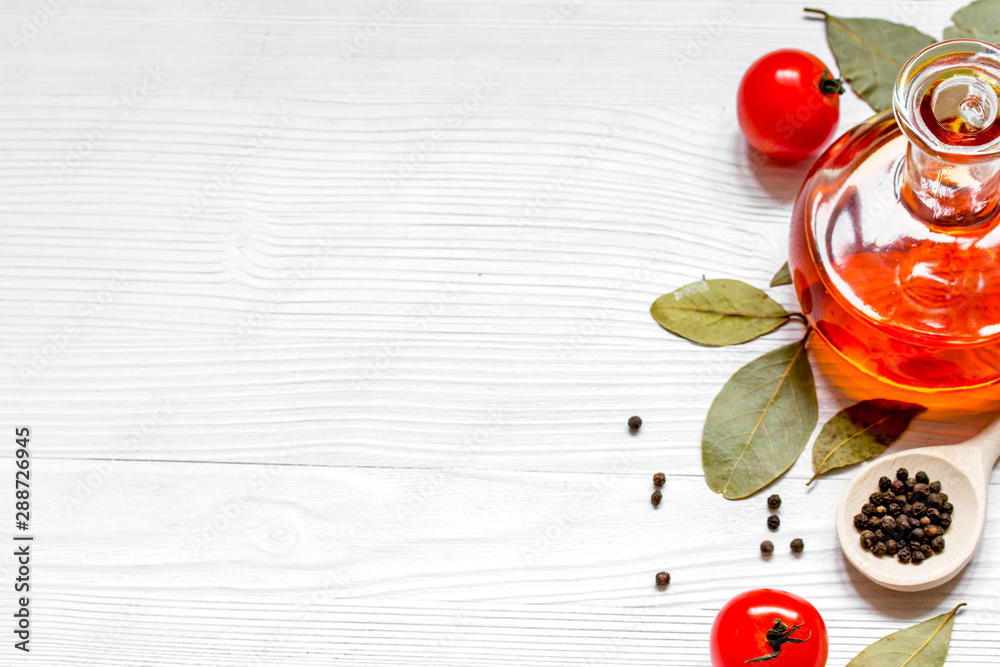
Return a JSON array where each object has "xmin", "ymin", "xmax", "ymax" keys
[{"xmin": 900, "ymin": 142, "xmax": 1000, "ymax": 228}]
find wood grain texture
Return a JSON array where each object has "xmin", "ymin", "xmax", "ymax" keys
[{"xmin": 1, "ymin": 0, "xmax": 999, "ymax": 665}]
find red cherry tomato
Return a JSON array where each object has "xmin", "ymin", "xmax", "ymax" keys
[
  {"xmin": 710, "ymin": 589, "xmax": 828, "ymax": 667},
  {"xmin": 737, "ymin": 50, "xmax": 842, "ymax": 161}
]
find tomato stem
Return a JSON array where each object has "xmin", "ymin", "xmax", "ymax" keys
[
  {"xmin": 744, "ymin": 619, "xmax": 812, "ymax": 663},
  {"xmin": 819, "ymin": 68, "xmax": 845, "ymax": 96}
]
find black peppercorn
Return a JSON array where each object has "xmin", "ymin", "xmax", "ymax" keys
[
  {"xmin": 860, "ymin": 530, "xmax": 876, "ymax": 550},
  {"xmin": 655, "ymin": 571, "xmax": 669, "ymax": 586},
  {"xmin": 856, "ymin": 467, "xmax": 952, "ymax": 565},
  {"xmin": 650, "ymin": 490, "xmax": 662, "ymax": 508},
  {"xmin": 767, "ymin": 515, "xmax": 780, "ymax": 531},
  {"xmin": 628, "ymin": 416, "xmax": 642, "ymax": 430},
  {"xmin": 767, "ymin": 494, "xmax": 781, "ymax": 510},
  {"xmin": 790, "ymin": 538, "xmax": 804, "ymax": 553},
  {"xmin": 652, "ymin": 472, "xmax": 666, "ymax": 487},
  {"xmin": 760, "ymin": 540, "xmax": 774, "ymax": 556}
]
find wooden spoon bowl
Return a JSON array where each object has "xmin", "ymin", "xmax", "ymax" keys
[{"xmin": 836, "ymin": 417, "xmax": 1000, "ymax": 592}]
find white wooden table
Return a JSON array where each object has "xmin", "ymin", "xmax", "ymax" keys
[{"xmin": 2, "ymin": 1, "xmax": 1000, "ymax": 664}]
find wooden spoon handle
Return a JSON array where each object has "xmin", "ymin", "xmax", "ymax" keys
[{"xmin": 970, "ymin": 414, "xmax": 1000, "ymax": 474}]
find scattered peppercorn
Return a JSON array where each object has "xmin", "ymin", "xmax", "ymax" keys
[
  {"xmin": 650, "ymin": 490, "xmax": 662, "ymax": 508},
  {"xmin": 760, "ymin": 540, "xmax": 774, "ymax": 556},
  {"xmin": 790, "ymin": 538, "xmax": 804, "ymax": 553},
  {"xmin": 767, "ymin": 515, "xmax": 780, "ymax": 531},
  {"xmin": 655, "ymin": 571, "xmax": 670, "ymax": 586},
  {"xmin": 855, "ymin": 469, "xmax": 952, "ymax": 565},
  {"xmin": 628, "ymin": 416, "xmax": 642, "ymax": 430},
  {"xmin": 767, "ymin": 494, "xmax": 781, "ymax": 510},
  {"xmin": 652, "ymin": 472, "xmax": 666, "ymax": 487}
]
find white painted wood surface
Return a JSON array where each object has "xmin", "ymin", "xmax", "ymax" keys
[{"xmin": 2, "ymin": 0, "xmax": 1000, "ymax": 664}]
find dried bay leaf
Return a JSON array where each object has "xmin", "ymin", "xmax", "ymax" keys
[
  {"xmin": 809, "ymin": 399, "xmax": 926, "ymax": 484},
  {"xmin": 770, "ymin": 261, "xmax": 792, "ymax": 287},
  {"xmin": 703, "ymin": 339, "xmax": 817, "ymax": 499},
  {"xmin": 846, "ymin": 604, "xmax": 966, "ymax": 667},
  {"xmin": 807, "ymin": 9, "xmax": 936, "ymax": 112},
  {"xmin": 945, "ymin": 0, "xmax": 1000, "ymax": 42},
  {"xmin": 650, "ymin": 279, "xmax": 789, "ymax": 346}
]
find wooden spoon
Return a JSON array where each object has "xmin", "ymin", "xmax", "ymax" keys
[{"xmin": 836, "ymin": 415, "xmax": 1000, "ymax": 592}]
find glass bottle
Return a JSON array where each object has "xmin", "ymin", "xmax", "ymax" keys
[{"xmin": 789, "ymin": 39, "xmax": 1000, "ymax": 391}]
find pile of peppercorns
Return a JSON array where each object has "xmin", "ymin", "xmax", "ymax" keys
[{"xmin": 854, "ymin": 468, "xmax": 952, "ymax": 565}]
